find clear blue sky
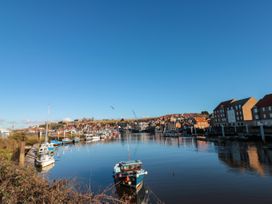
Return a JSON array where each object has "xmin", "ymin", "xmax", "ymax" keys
[{"xmin": 0, "ymin": 0, "xmax": 272, "ymax": 128}]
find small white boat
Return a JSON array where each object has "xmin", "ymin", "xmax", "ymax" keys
[
  {"xmin": 38, "ymin": 142, "xmax": 55, "ymax": 154},
  {"xmin": 62, "ymin": 138, "xmax": 73, "ymax": 144},
  {"xmin": 35, "ymin": 154, "xmax": 55, "ymax": 168},
  {"xmin": 85, "ymin": 133, "xmax": 94, "ymax": 141},
  {"xmin": 85, "ymin": 133, "xmax": 100, "ymax": 142},
  {"xmin": 73, "ymin": 137, "xmax": 81, "ymax": 143},
  {"xmin": 91, "ymin": 136, "xmax": 100, "ymax": 142}
]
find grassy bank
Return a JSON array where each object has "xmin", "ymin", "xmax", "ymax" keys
[
  {"xmin": 0, "ymin": 158, "xmax": 124, "ymax": 203},
  {"xmin": 0, "ymin": 136, "xmax": 123, "ymax": 204}
]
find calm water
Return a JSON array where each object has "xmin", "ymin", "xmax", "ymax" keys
[{"xmin": 43, "ymin": 133, "xmax": 272, "ymax": 204}]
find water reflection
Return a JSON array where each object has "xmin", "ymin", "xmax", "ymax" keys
[
  {"xmin": 44, "ymin": 133, "xmax": 272, "ymax": 204},
  {"xmin": 217, "ymin": 141, "xmax": 272, "ymax": 176},
  {"xmin": 122, "ymin": 133, "xmax": 272, "ymax": 177}
]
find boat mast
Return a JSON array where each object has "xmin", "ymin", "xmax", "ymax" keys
[{"xmin": 45, "ymin": 105, "xmax": 50, "ymax": 143}]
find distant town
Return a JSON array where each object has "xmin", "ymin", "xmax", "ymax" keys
[{"xmin": 1, "ymin": 93, "xmax": 272, "ymax": 142}]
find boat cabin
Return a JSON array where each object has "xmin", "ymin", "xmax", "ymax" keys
[{"xmin": 119, "ymin": 160, "xmax": 142, "ymax": 172}]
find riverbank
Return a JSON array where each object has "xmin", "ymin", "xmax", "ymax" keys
[{"xmin": 0, "ymin": 137, "xmax": 123, "ymax": 204}]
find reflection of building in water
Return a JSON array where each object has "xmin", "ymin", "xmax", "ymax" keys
[
  {"xmin": 218, "ymin": 142, "xmax": 272, "ymax": 176},
  {"xmin": 247, "ymin": 146, "xmax": 265, "ymax": 176},
  {"xmin": 218, "ymin": 142, "xmax": 249, "ymax": 171},
  {"xmin": 194, "ymin": 140, "xmax": 209, "ymax": 152}
]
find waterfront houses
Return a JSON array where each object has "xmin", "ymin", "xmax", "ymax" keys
[
  {"xmin": 252, "ymin": 94, "xmax": 272, "ymax": 126},
  {"xmin": 226, "ymin": 97, "xmax": 257, "ymax": 126},
  {"xmin": 213, "ymin": 99, "xmax": 235, "ymax": 127},
  {"xmin": 213, "ymin": 97, "xmax": 257, "ymax": 127}
]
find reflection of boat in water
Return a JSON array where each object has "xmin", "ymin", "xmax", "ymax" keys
[
  {"xmin": 115, "ymin": 182, "xmax": 150, "ymax": 204},
  {"xmin": 113, "ymin": 160, "xmax": 148, "ymax": 189},
  {"xmin": 163, "ymin": 130, "xmax": 182, "ymax": 137}
]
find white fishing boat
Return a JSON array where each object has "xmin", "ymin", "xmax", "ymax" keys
[
  {"xmin": 38, "ymin": 142, "xmax": 55, "ymax": 154},
  {"xmin": 91, "ymin": 136, "xmax": 100, "ymax": 142},
  {"xmin": 35, "ymin": 106, "xmax": 55, "ymax": 168},
  {"xmin": 35, "ymin": 154, "xmax": 55, "ymax": 168},
  {"xmin": 85, "ymin": 133, "xmax": 100, "ymax": 142}
]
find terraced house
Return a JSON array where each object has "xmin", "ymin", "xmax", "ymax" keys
[
  {"xmin": 213, "ymin": 97, "xmax": 257, "ymax": 127},
  {"xmin": 252, "ymin": 94, "xmax": 272, "ymax": 126},
  {"xmin": 213, "ymin": 99, "xmax": 235, "ymax": 127}
]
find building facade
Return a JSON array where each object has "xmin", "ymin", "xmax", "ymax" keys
[
  {"xmin": 252, "ymin": 94, "xmax": 272, "ymax": 126},
  {"xmin": 213, "ymin": 97, "xmax": 257, "ymax": 127},
  {"xmin": 213, "ymin": 99, "xmax": 235, "ymax": 127}
]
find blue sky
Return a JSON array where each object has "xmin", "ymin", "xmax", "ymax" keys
[{"xmin": 0, "ymin": 0, "xmax": 272, "ymax": 128}]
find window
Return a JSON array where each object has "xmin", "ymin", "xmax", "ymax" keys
[
  {"xmin": 263, "ymin": 107, "xmax": 265, "ymax": 111},
  {"xmin": 254, "ymin": 108, "xmax": 258, "ymax": 113},
  {"xmin": 269, "ymin": 106, "xmax": 272, "ymax": 111},
  {"xmin": 264, "ymin": 114, "xmax": 267, "ymax": 119},
  {"xmin": 270, "ymin": 113, "xmax": 272, "ymax": 118},
  {"xmin": 255, "ymin": 115, "xmax": 259, "ymax": 120}
]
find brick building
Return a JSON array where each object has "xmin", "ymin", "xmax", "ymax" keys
[
  {"xmin": 213, "ymin": 97, "xmax": 257, "ymax": 127},
  {"xmin": 252, "ymin": 94, "xmax": 272, "ymax": 126},
  {"xmin": 213, "ymin": 99, "xmax": 235, "ymax": 127}
]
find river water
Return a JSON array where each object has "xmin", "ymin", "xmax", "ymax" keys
[{"xmin": 42, "ymin": 133, "xmax": 272, "ymax": 204}]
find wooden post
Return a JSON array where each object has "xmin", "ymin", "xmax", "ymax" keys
[
  {"xmin": 245, "ymin": 124, "xmax": 249, "ymax": 134},
  {"xmin": 38, "ymin": 131, "xmax": 41, "ymax": 143},
  {"xmin": 221, "ymin": 124, "xmax": 225, "ymax": 137},
  {"xmin": 190, "ymin": 126, "xmax": 193, "ymax": 135},
  {"xmin": 260, "ymin": 123, "xmax": 265, "ymax": 142},
  {"xmin": 19, "ymin": 141, "xmax": 25, "ymax": 167}
]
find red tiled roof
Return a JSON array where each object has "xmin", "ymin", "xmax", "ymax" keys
[
  {"xmin": 255, "ymin": 94, "xmax": 272, "ymax": 107},
  {"xmin": 194, "ymin": 117, "xmax": 208, "ymax": 123}
]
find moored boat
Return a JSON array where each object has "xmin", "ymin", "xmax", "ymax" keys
[
  {"xmin": 35, "ymin": 154, "xmax": 55, "ymax": 168},
  {"xmin": 113, "ymin": 160, "xmax": 148, "ymax": 189},
  {"xmin": 38, "ymin": 142, "xmax": 55, "ymax": 154},
  {"xmin": 73, "ymin": 137, "xmax": 81, "ymax": 143},
  {"xmin": 51, "ymin": 139, "xmax": 62, "ymax": 146},
  {"xmin": 62, "ymin": 138, "xmax": 73, "ymax": 144}
]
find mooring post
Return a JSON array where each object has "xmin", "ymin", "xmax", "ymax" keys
[
  {"xmin": 221, "ymin": 124, "xmax": 225, "ymax": 137},
  {"xmin": 234, "ymin": 125, "xmax": 237, "ymax": 133},
  {"xmin": 19, "ymin": 141, "xmax": 25, "ymax": 167},
  {"xmin": 260, "ymin": 123, "xmax": 265, "ymax": 143},
  {"xmin": 245, "ymin": 124, "xmax": 249, "ymax": 134},
  {"xmin": 191, "ymin": 126, "xmax": 193, "ymax": 135},
  {"xmin": 38, "ymin": 131, "xmax": 41, "ymax": 143}
]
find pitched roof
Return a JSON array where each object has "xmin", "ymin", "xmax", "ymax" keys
[
  {"xmin": 255, "ymin": 94, "xmax": 272, "ymax": 107},
  {"xmin": 230, "ymin": 97, "xmax": 252, "ymax": 106},
  {"xmin": 194, "ymin": 117, "xmax": 208, "ymax": 123},
  {"xmin": 214, "ymin": 99, "xmax": 235, "ymax": 110}
]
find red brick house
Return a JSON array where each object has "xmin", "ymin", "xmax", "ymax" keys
[{"xmin": 252, "ymin": 94, "xmax": 272, "ymax": 126}]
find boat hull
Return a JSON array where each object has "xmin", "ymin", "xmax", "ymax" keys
[
  {"xmin": 35, "ymin": 158, "xmax": 55, "ymax": 168},
  {"xmin": 113, "ymin": 170, "xmax": 146, "ymax": 189}
]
